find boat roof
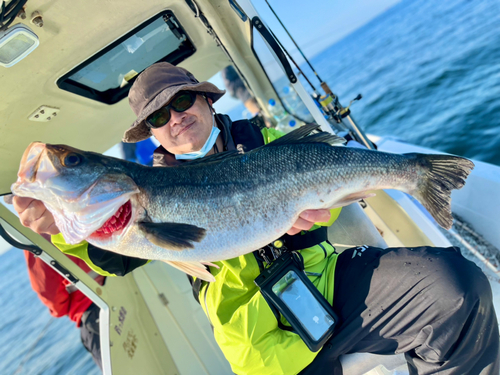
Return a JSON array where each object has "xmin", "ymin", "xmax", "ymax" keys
[{"xmin": 0, "ymin": 0, "xmax": 275, "ymax": 194}]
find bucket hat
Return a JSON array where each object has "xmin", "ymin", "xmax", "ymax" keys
[{"xmin": 123, "ymin": 62, "xmax": 225, "ymax": 143}]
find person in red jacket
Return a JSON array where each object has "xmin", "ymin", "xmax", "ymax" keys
[{"xmin": 24, "ymin": 250, "xmax": 104, "ymax": 371}]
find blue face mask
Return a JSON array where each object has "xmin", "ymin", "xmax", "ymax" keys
[{"xmin": 175, "ymin": 113, "xmax": 220, "ymax": 160}]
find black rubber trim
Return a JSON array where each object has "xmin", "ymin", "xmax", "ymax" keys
[
  {"xmin": 49, "ymin": 259, "xmax": 79, "ymax": 284},
  {"xmin": 251, "ymin": 16, "xmax": 297, "ymax": 84},
  {"xmin": 0, "ymin": 222, "xmax": 43, "ymax": 255}
]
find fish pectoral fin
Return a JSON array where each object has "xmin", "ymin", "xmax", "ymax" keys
[
  {"xmin": 163, "ymin": 260, "xmax": 216, "ymax": 282},
  {"xmin": 138, "ymin": 222, "xmax": 206, "ymax": 250},
  {"xmin": 330, "ymin": 192, "xmax": 376, "ymax": 208}
]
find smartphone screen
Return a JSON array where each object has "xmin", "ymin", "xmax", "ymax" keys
[{"xmin": 272, "ymin": 270, "xmax": 335, "ymax": 340}]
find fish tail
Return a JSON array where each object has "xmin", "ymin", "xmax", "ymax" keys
[{"xmin": 409, "ymin": 153, "xmax": 474, "ymax": 230}]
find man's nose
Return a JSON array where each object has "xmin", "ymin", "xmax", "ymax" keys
[{"xmin": 169, "ymin": 109, "xmax": 187, "ymax": 126}]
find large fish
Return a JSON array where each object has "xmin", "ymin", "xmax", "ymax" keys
[{"xmin": 11, "ymin": 125, "xmax": 474, "ymax": 281}]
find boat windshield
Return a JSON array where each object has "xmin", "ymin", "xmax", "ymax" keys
[
  {"xmin": 57, "ymin": 10, "xmax": 195, "ymax": 104},
  {"xmin": 252, "ymin": 28, "xmax": 313, "ymax": 123}
]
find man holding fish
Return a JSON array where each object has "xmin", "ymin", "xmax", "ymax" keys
[{"xmin": 12, "ymin": 63, "xmax": 499, "ymax": 374}]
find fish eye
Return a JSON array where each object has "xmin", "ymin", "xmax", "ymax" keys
[{"xmin": 63, "ymin": 154, "xmax": 81, "ymax": 167}]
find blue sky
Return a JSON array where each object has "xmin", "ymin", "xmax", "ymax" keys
[
  {"xmin": 212, "ymin": 0, "xmax": 401, "ymax": 114},
  {"xmin": 252, "ymin": 0, "xmax": 401, "ymax": 58}
]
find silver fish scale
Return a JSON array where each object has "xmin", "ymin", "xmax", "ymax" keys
[{"xmin": 115, "ymin": 144, "xmax": 418, "ymax": 262}]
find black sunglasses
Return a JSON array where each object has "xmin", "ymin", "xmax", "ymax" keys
[{"xmin": 146, "ymin": 91, "xmax": 198, "ymax": 129}]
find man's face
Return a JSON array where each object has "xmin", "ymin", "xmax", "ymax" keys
[{"xmin": 151, "ymin": 94, "xmax": 214, "ymax": 155}]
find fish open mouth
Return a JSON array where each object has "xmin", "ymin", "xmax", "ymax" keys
[{"xmin": 92, "ymin": 200, "xmax": 132, "ymax": 237}]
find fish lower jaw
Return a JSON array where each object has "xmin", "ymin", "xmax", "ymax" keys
[{"xmin": 89, "ymin": 200, "xmax": 133, "ymax": 240}]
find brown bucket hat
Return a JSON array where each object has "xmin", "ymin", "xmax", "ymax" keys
[{"xmin": 123, "ymin": 62, "xmax": 226, "ymax": 143}]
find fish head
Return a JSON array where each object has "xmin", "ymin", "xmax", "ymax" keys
[
  {"xmin": 12, "ymin": 142, "xmax": 140, "ymax": 244},
  {"xmin": 16, "ymin": 142, "xmax": 104, "ymax": 199}
]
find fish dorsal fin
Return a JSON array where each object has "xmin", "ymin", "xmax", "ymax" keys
[
  {"xmin": 138, "ymin": 222, "xmax": 206, "ymax": 250},
  {"xmin": 265, "ymin": 123, "xmax": 346, "ymax": 147},
  {"xmin": 178, "ymin": 150, "xmax": 241, "ymax": 167},
  {"xmin": 177, "ymin": 124, "xmax": 345, "ymax": 169},
  {"xmin": 290, "ymin": 131, "xmax": 346, "ymax": 146}
]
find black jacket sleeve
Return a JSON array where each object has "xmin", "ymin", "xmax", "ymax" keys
[{"xmin": 87, "ymin": 244, "xmax": 149, "ymax": 276}]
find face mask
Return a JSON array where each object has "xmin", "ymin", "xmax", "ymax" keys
[{"xmin": 175, "ymin": 113, "xmax": 220, "ymax": 160}]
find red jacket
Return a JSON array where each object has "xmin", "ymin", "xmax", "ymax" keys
[{"xmin": 24, "ymin": 251, "xmax": 96, "ymax": 327}]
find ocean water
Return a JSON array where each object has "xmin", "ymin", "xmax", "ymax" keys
[
  {"xmin": 228, "ymin": 0, "xmax": 500, "ymax": 166},
  {"xmin": 0, "ymin": 249, "xmax": 99, "ymax": 375},
  {"xmin": 1, "ymin": 0, "xmax": 500, "ymax": 373},
  {"xmin": 307, "ymin": 0, "xmax": 500, "ymax": 166}
]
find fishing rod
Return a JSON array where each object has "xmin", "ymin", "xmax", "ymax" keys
[
  {"xmin": 268, "ymin": 27, "xmax": 349, "ymax": 131},
  {"xmin": 264, "ymin": 0, "xmax": 375, "ymax": 149},
  {"xmin": 263, "ymin": 0, "xmax": 330, "ymax": 93}
]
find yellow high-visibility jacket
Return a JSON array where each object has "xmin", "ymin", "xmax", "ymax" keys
[{"xmin": 199, "ymin": 127, "xmax": 341, "ymax": 375}]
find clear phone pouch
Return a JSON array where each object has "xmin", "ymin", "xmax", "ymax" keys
[{"xmin": 255, "ymin": 251, "xmax": 338, "ymax": 352}]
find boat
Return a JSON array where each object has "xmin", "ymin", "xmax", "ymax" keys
[{"xmin": 1, "ymin": 0, "xmax": 499, "ymax": 374}]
